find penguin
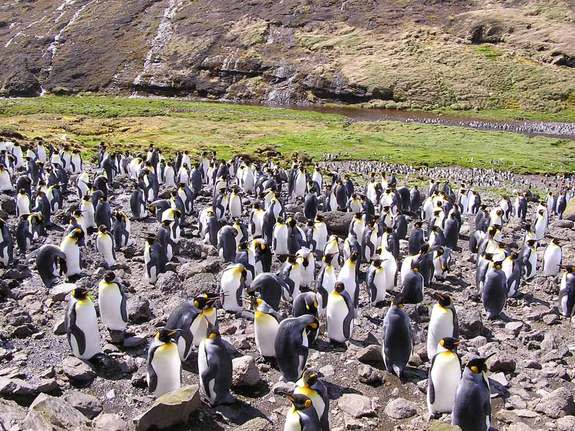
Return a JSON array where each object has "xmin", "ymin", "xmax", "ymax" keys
[
  {"xmin": 16, "ymin": 188, "xmax": 31, "ymax": 217},
  {"xmin": 16, "ymin": 215, "xmax": 33, "ymax": 255},
  {"xmin": 252, "ymin": 295, "xmax": 281, "ymax": 358},
  {"xmin": 323, "ymin": 235, "xmax": 341, "ymax": 270},
  {"xmin": 382, "ymin": 295, "xmax": 412, "ymax": 377},
  {"xmin": 111, "ymin": 210, "xmax": 130, "ymax": 250},
  {"xmin": 165, "ymin": 294, "xmax": 218, "ymax": 361},
  {"xmin": 427, "ymin": 293, "xmax": 458, "ymax": 361},
  {"xmin": 542, "ymin": 238, "xmax": 562, "ymax": 276},
  {"xmin": 281, "ymin": 255, "xmax": 304, "ymax": 300},
  {"xmin": 248, "ymin": 273, "xmax": 290, "ymax": 311},
  {"xmin": 96, "ymin": 225, "xmax": 116, "ymax": 268},
  {"xmin": 337, "ymin": 253, "xmax": 360, "ymax": 309},
  {"xmin": 482, "ymin": 261, "xmax": 507, "ymax": 319},
  {"xmin": 80, "ymin": 195, "xmax": 97, "ymax": 233},
  {"xmin": 60, "ymin": 228, "xmax": 84, "ymax": 279},
  {"xmin": 144, "ymin": 236, "xmax": 165, "ymax": 284},
  {"xmin": 316, "ymin": 254, "xmax": 337, "ymax": 313},
  {"xmin": 401, "ymin": 260, "xmax": 425, "ymax": 304},
  {"xmin": 432, "ymin": 247, "xmax": 453, "ymax": 282},
  {"xmin": 521, "ymin": 239, "xmax": 537, "ymax": 280},
  {"xmin": 282, "ymin": 392, "xmax": 321, "ymax": 431},
  {"xmin": 36, "ymin": 244, "xmax": 67, "ymax": 288},
  {"xmin": 275, "ymin": 314, "xmax": 319, "ymax": 382},
  {"xmin": 408, "ymin": 221, "xmax": 425, "ymax": 255},
  {"xmin": 98, "ymin": 272, "xmax": 128, "ymax": 342},
  {"xmin": 130, "ymin": 186, "xmax": 147, "ymax": 220},
  {"xmin": 452, "ymin": 356, "xmax": 493, "ymax": 431},
  {"xmin": 532, "ymin": 208, "xmax": 547, "ymax": 241},
  {"xmin": 326, "ymin": 281, "xmax": 354, "ymax": 344},
  {"xmin": 249, "ymin": 203, "xmax": 266, "ymax": 238},
  {"xmin": 293, "ymin": 291, "xmax": 319, "ymax": 342},
  {"xmin": 502, "ymin": 252, "xmax": 522, "ymax": 298},
  {"xmin": 147, "ymin": 328, "xmax": 181, "ymax": 397},
  {"xmin": 252, "ymin": 238, "xmax": 272, "ymax": 274},
  {"xmin": 294, "ymin": 369, "xmax": 329, "ymax": 431},
  {"xmin": 198, "ymin": 326, "xmax": 235, "ymax": 406},
  {"xmin": 220, "ymin": 263, "xmax": 247, "ymax": 313},
  {"xmin": 559, "ymin": 265, "xmax": 575, "ymax": 318},
  {"xmin": 297, "ymin": 248, "xmax": 315, "ymax": 290},
  {"xmin": 367, "ymin": 258, "xmax": 394, "ymax": 305},
  {"xmin": 217, "ymin": 225, "xmax": 237, "ymax": 263},
  {"xmin": 427, "ymin": 337, "xmax": 462, "ymax": 417},
  {"xmin": 65, "ymin": 287, "xmax": 102, "ymax": 360}
]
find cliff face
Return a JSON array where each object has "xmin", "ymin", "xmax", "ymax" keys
[{"xmin": 1, "ymin": 0, "xmax": 574, "ymax": 111}]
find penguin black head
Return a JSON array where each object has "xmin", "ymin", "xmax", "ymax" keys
[
  {"xmin": 301, "ymin": 369, "xmax": 319, "ymax": 386},
  {"xmin": 287, "ymin": 217, "xmax": 297, "ymax": 228},
  {"xmin": 70, "ymin": 228, "xmax": 84, "ymax": 242},
  {"xmin": 104, "ymin": 272, "xmax": 116, "ymax": 283},
  {"xmin": 419, "ymin": 243, "xmax": 430, "ymax": 254},
  {"xmin": 372, "ymin": 258, "xmax": 382, "ymax": 268},
  {"xmin": 157, "ymin": 328, "xmax": 178, "ymax": 343},
  {"xmin": 526, "ymin": 239, "xmax": 536, "ymax": 247},
  {"xmin": 565, "ymin": 265, "xmax": 575, "ymax": 273},
  {"xmin": 414, "ymin": 221, "xmax": 423, "ymax": 229},
  {"xmin": 432, "ymin": 292, "xmax": 452, "ymax": 307},
  {"xmin": 349, "ymin": 252, "xmax": 359, "ymax": 263},
  {"xmin": 98, "ymin": 225, "xmax": 109, "ymax": 233},
  {"xmin": 552, "ymin": 238, "xmax": 560, "ymax": 246},
  {"xmin": 315, "ymin": 214, "xmax": 324, "ymax": 222},
  {"xmin": 72, "ymin": 288, "xmax": 89, "ymax": 300},
  {"xmin": 466, "ymin": 355, "xmax": 494, "ymax": 374},
  {"xmin": 334, "ymin": 281, "xmax": 345, "ymax": 294},
  {"xmin": 484, "ymin": 253, "xmax": 494, "ymax": 261},
  {"xmin": 287, "ymin": 255, "xmax": 298, "ymax": 264},
  {"xmin": 306, "ymin": 317, "xmax": 319, "ymax": 332},
  {"xmin": 323, "ymin": 253, "xmax": 335, "ymax": 265},
  {"xmin": 493, "ymin": 261, "xmax": 503, "ymax": 270},
  {"xmin": 439, "ymin": 337, "xmax": 460, "ymax": 352}
]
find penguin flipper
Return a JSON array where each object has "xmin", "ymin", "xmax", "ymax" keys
[
  {"xmin": 451, "ymin": 307, "xmax": 459, "ymax": 339},
  {"xmin": 147, "ymin": 345, "xmax": 160, "ymax": 393},
  {"xmin": 235, "ymin": 279, "xmax": 244, "ymax": 308},
  {"xmin": 200, "ymin": 353, "xmax": 217, "ymax": 400},
  {"xmin": 367, "ymin": 269, "xmax": 376, "ymax": 303},
  {"xmin": 428, "ymin": 355, "xmax": 437, "ymax": 404},
  {"xmin": 342, "ymin": 293, "xmax": 354, "ymax": 340},
  {"xmin": 120, "ymin": 287, "xmax": 128, "ymax": 323},
  {"xmin": 68, "ymin": 305, "xmax": 87, "ymax": 356}
]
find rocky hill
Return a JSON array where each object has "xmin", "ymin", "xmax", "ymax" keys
[{"xmin": 1, "ymin": 0, "xmax": 574, "ymax": 112}]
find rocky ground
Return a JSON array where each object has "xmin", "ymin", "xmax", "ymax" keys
[
  {"xmin": 0, "ymin": 0, "xmax": 574, "ymax": 113},
  {"xmin": 1, "ymin": 163, "xmax": 575, "ymax": 431}
]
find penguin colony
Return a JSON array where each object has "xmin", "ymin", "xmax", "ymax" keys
[{"xmin": 0, "ymin": 137, "xmax": 574, "ymax": 431}]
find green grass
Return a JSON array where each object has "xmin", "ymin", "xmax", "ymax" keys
[
  {"xmin": 0, "ymin": 96, "xmax": 574, "ymax": 173},
  {"xmin": 474, "ymin": 45, "xmax": 503, "ymax": 60}
]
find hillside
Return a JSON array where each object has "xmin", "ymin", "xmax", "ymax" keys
[{"xmin": 1, "ymin": 0, "xmax": 574, "ymax": 113}]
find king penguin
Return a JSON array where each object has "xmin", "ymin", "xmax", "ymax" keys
[
  {"xmin": 252, "ymin": 295, "xmax": 281, "ymax": 359},
  {"xmin": 65, "ymin": 287, "xmax": 102, "ymax": 360},
  {"xmin": 326, "ymin": 282, "xmax": 354, "ymax": 344},
  {"xmin": 427, "ymin": 337, "xmax": 462, "ymax": 417},
  {"xmin": 275, "ymin": 314, "xmax": 319, "ymax": 382},
  {"xmin": 482, "ymin": 261, "xmax": 508, "ymax": 319},
  {"xmin": 559, "ymin": 265, "xmax": 575, "ymax": 318},
  {"xmin": 96, "ymin": 225, "xmax": 116, "ymax": 268},
  {"xmin": 452, "ymin": 356, "xmax": 493, "ymax": 431},
  {"xmin": 382, "ymin": 294, "xmax": 412, "ymax": 377},
  {"xmin": 98, "ymin": 271, "xmax": 128, "ymax": 343},
  {"xmin": 542, "ymin": 238, "xmax": 562, "ymax": 276},
  {"xmin": 147, "ymin": 328, "xmax": 181, "ymax": 397},
  {"xmin": 198, "ymin": 326, "xmax": 235, "ymax": 406},
  {"xmin": 282, "ymin": 392, "xmax": 321, "ymax": 431},
  {"xmin": 220, "ymin": 263, "xmax": 247, "ymax": 313},
  {"xmin": 60, "ymin": 228, "xmax": 84, "ymax": 279},
  {"xmin": 294, "ymin": 369, "xmax": 329, "ymax": 431},
  {"xmin": 427, "ymin": 293, "xmax": 458, "ymax": 360}
]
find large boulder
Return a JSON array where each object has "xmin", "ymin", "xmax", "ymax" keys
[
  {"xmin": 563, "ymin": 198, "xmax": 575, "ymax": 221},
  {"xmin": 134, "ymin": 385, "xmax": 201, "ymax": 431},
  {"xmin": 232, "ymin": 355, "xmax": 261, "ymax": 387},
  {"xmin": 61, "ymin": 356, "xmax": 96, "ymax": 386},
  {"xmin": 0, "ymin": 399, "xmax": 26, "ymax": 428},
  {"xmin": 64, "ymin": 390, "xmax": 103, "ymax": 419},
  {"xmin": 534, "ymin": 387, "xmax": 575, "ymax": 418},
  {"xmin": 321, "ymin": 211, "xmax": 354, "ymax": 236},
  {"xmin": 23, "ymin": 393, "xmax": 92, "ymax": 430}
]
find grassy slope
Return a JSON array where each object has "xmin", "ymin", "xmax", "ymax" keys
[{"xmin": 0, "ymin": 96, "xmax": 574, "ymax": 173}]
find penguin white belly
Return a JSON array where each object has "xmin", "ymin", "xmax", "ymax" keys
[
  {"xmin": 428, "ymin": 353, "xmax": 461, "ymax": 414},
  {"xmin": 99, "ymin": 287, "xmax": 126, "ymax": 331},
  {"xmin": 534, "ymin": 218, "xmax": 546, "ymax": 240},
  {"xmin": 0, "ymin": 172, "xmax": 12, "ymax": 191},
  {"xmin": 543, "ymin": 249, "xmax": 561, "ymax": 276},
  {"xmin": 17, "ymin": 198, "xmax": 30, "ymax": 216},
  {"xmin": 284, "ymin": 410, "xmax": 302, "ymax": 431},
  {"xmin": 400, "ymin": 256, "xmax": 414, "ymax": 285},
  {"xmin": 373, "ymin": 271, "xmax": 387, "ymax": 302},
  {"xmin": 427, "ymin": 309, "xmax": 454, "ymax": 359},
  {"xmin": 221, "ymin": 273, "xmax": 242, "ymax": 312},
  {"xmin": 327, "ymin": 296, "xmax": 350, "ymax": 343},
  {"xmin": 73, "ymin": 301, "xmax": 101, "ymax": 359},
  {"xmin": 151, "ymin": 344, "xmax": 181, "ymax": 396},
  {"xmin": 198, "ymin": 342, "xmax": 216, "ymax": 403},
  {"xmin": 229, "ymin": 197, "xmax": 242, "ymax": 218},
  {"xmin": 62, "ymin": 244, "xmax": 81, "ymax": 276},
  {"xmin": 383, "ymin": 262, "xmax": 397, "ymax": 291},
  {"xmin": 97, "ymin": 236, "xmax": 115, "ymax": 266},
  {"xmin": 191, "ymin": 315, "xmax": 209, "ymax": 347},
  {"xmin": 255, "ymin": 313, "xmax": 279, "ymax": 357},
  {"xmin": 337, "ymin": 267, "xmax": 356, "ymax": 305},
  {"xmin": 527, "ymin": 253, "xmax": 537, "ymax": 279}
]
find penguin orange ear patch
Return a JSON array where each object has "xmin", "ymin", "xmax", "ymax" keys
[
  {"xmin": 304, "ymin": 399, "xmax": 312, "ymax": 408},
  {"xmin": 470, "ymin": 365, "xmax": 479, "ymax": 374}
]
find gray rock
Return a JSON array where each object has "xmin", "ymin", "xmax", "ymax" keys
[
  {"xmin": 50, "ymin": 283, "xmax": 76, "ymax": 301},
  {"xmin": 272, "ymin": 380, "xmax": 296, "ymax": 395},
  {"xmin": 358, "ymin": 365, "xmax": 383, "ymax": 386},
  {"xmin": 457, "ymin": 308, "xmax": 486, "ymax": 338},
  {"xmin": 128, "ymin": 297, "xmax": 153, "ymax": 323},
  {"xmin": 53, "ymin": 317, "xmax": 67, "ymax": 335},
  {"xmin": 155, "ymin": 271, "xmax": 181, "ymax": 292},
  {"xmin": 232, "ymin": 355, "xmax": 261, "ymax": 387},
  {"xmin": 557, "ymin": 415, "xmax": 575, "ymax": 431},
  {"xmin": 384, "ymin": 397, "xmax": 417, "ymax": 419},
  {"xmin": 178, "ymin": 257, "xmax": 221, "ymax": 280},
  {"xmin": 355, "ymin": 344, "xmax": 382, "ymax": 364},
  {"xmin": 123, "ymin": 336, "xmax": 147, "ymax": 348},
  {"xmin": 0, "ymin": 399, "xmax": 26, "ymax": 428},
  {"xmin": 134, "ymin": 385, "xmax": 201, "ymax": 431},
  {"xmin": 535, "ymin": 387, "xmax": 575, "ymax": 418},
  {"xmin": 504, "ymin": 321, "xmax": 524, "ymax": 336},
  {"xmin": 319, "ymin": 364, "xmax": 335, "ymax": 377},
  {"xmin": 94, "ymin": 413, "xmax": 128, "ymax": 431},
  {"xmin": 236, "ymin": 417, "xmax": 273, "ymax": 431},
  {"xmin": 62, "ymin": 356, "xmax": 96, "ymax": 385},
  {"xmin": 0, "ymin": 377, "xmax": 58, "ymax": 401},
  {"xmin": 64, "ymin": 390, "xmax": 103, "ymax": 419},
  {"xmin": 552, "ymin": 219, "xmax": 574, "ymax": 229},
  {"xmin": 321, "ymin": 211, "xmax": 354, "ymax": 235},
  {"xmin": 338, "ymin": 394, "xmax": 376, "ymax": 418},
  {"xmin": 23, "ymin": 393, "xmax": 92, "ymax": 430},
  {"xmin": 489, "ymin": 355, "xmax": 517, "ymax": 373}
]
